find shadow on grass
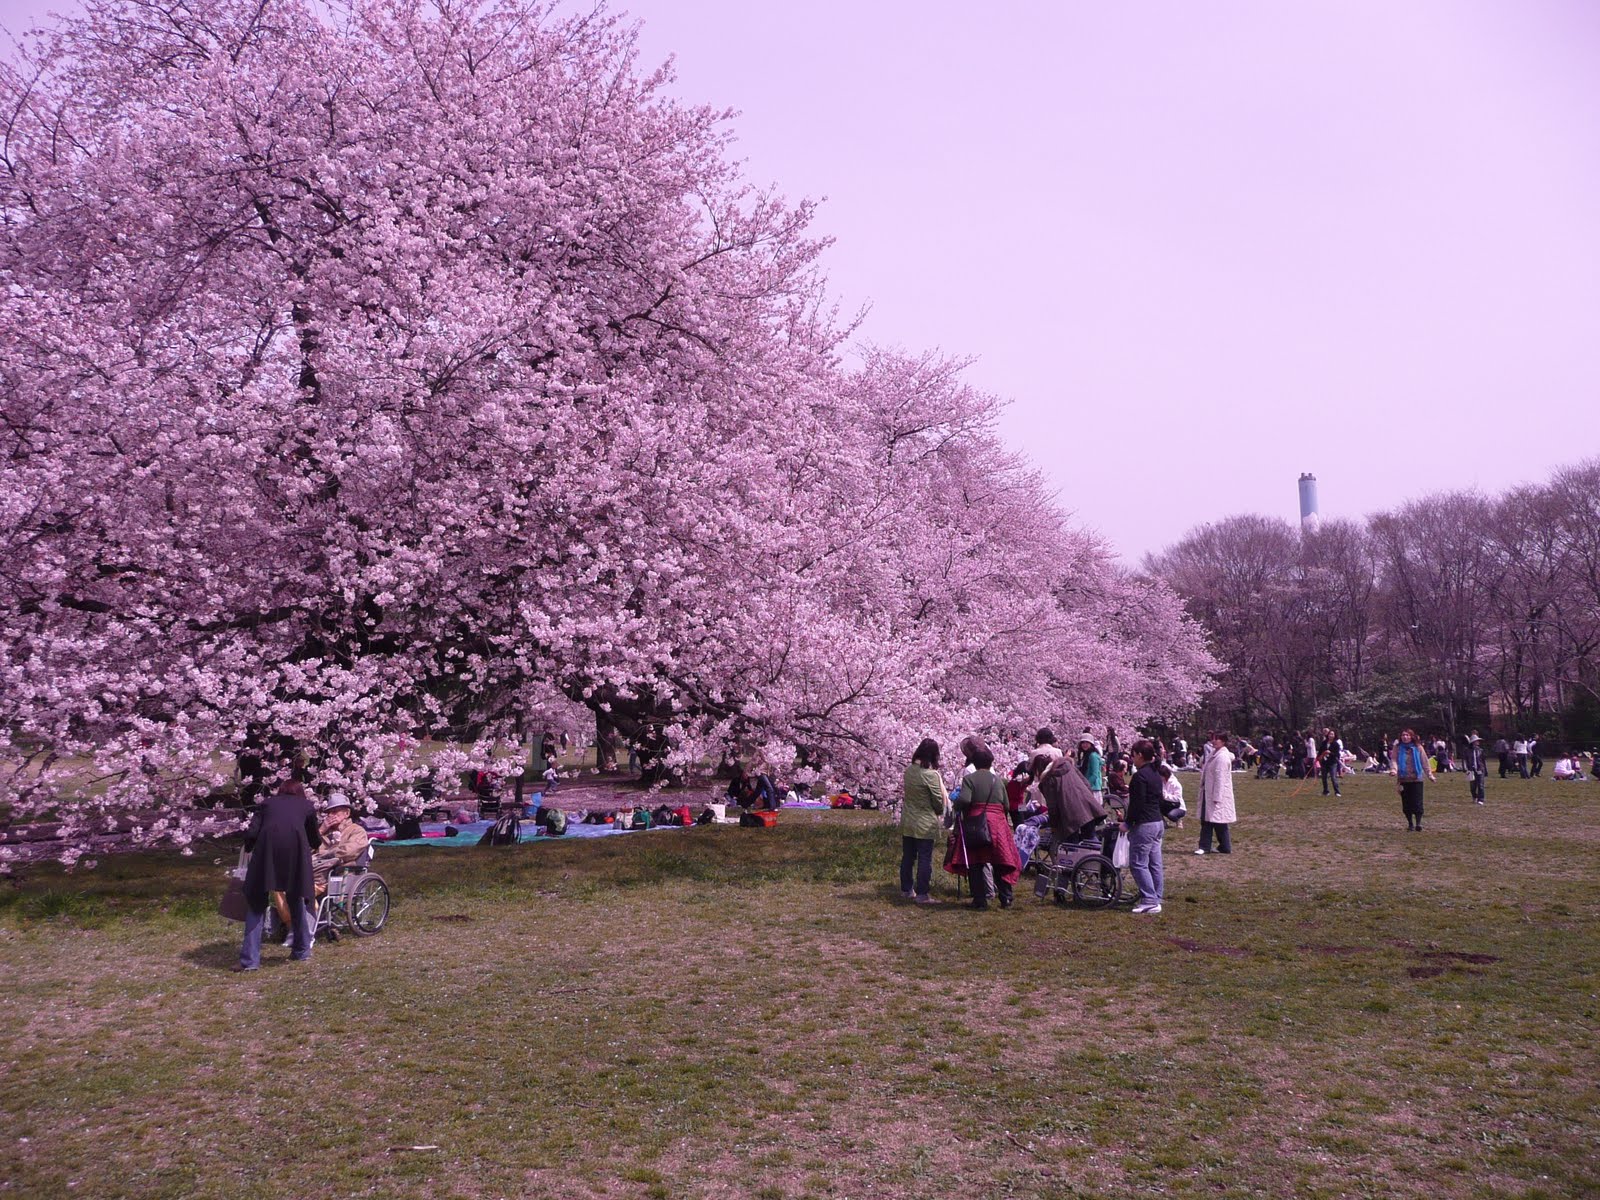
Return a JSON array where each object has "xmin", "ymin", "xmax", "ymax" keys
[
  {"xmin": 2, "ymin": 820, "xmax": 903, "ymax": 925},
  {"xmin": 182, "ymin": 939, "xmax": 243, "ymax": 970}
]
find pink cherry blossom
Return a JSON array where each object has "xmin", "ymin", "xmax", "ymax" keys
[{"xmin": 0, "ymin": 0, "xmax": 1216, "ymax": 863}]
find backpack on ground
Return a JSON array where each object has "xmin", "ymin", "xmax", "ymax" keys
[{"xmin": 478, "ymin": 812, "xmax": 520, "ymax": 846}]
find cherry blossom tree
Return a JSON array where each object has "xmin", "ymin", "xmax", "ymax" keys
[{"xmin": 0, "ymin": 0, "xmax": 1217, "ymax": 861}]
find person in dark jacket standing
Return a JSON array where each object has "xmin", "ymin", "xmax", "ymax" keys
[
  {"xmin": 1319, "ymin": 728, "xmax": 1343, "ymax": 796},
  {"xmin": 1464, "ymin": 732, "xmax": 1488, "ymax": 805},
  {"xmin": 1122, "ymin": 739, "xmax": 1171, "ymax": 914},
  {"xmin": 237, "ymin": 780, "xmax": 322, "ymax": 971}
]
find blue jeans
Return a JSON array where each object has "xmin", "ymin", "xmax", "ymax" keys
[
  {"xmin": 240, "ymin": 899, "xmax": 312, "ymax": 969},
  {"xmin": 1128, "ymin": 821, "xmax": 1165, "ymax": 907}
]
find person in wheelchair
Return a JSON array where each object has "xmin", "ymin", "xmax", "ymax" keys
[
  {"xmin": 1036, "ymin": 751, "xmax": 1108, "ymax": 848},
  {"xmin": 312, "ymin": 794, "xmax": 371, "ymax": 903}
]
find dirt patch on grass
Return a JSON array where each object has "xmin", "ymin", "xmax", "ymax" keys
[
  {"xmin": 1297, "ymin": 943, "xmax": 1370, "ymax": 956},
  {"xmin": 1418, "ymin": 949, "xmax": 1500, "ymax": 964},
  {"xmin": 1165, "ymin": 936, "xmax": 1251, "ymax": 957}
]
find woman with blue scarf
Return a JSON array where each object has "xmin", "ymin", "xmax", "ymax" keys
[{"xmin": 1392, "ymin": 729, "xmax": 1436, "ymax": 831}]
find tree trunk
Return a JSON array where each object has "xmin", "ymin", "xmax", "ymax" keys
[{"xmin": 595, "ymin": 710, "xmax": 620, "ymax": 772}]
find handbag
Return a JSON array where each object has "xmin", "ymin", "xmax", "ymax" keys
[
  {"xmin": 960, "ymin": 774, "xmax": 994, "ymax": 849},
  {"xmin": 219, "ymin": 848, "xmax": 250, "ymax": 922},
  {"xmin": 1111, "ymin": 830, "xmax": 1130, "ymax": 869}
]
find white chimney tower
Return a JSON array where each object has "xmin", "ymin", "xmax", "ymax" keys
[{"xmin": 1298, "ymin": 472, "xmax": 1320, "ymax": 532}]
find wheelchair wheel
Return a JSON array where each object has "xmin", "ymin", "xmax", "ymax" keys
[
  {"xmin": 1070, "ymin": 855, "xmax": 1119, "ymax": 909},
  {"xmin": 347, "ymin": 874, "xmax": 390, "ymax": 935}
]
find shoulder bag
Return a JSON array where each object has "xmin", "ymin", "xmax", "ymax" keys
[{"xmin": 961, "ymin": 774, "xmax": 995, "ymax": 849}]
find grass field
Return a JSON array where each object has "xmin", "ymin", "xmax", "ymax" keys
[{"xmin": 3, "ymin": 772, "xmax": 1598, "ymax": 1200}]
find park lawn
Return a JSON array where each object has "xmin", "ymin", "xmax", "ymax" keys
[{"xmin": 2, "ymin": 773, "xmax": 1597, "ymax": 1200}]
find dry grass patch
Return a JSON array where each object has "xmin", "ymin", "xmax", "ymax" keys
[{"xmin": 2, "ymin": 779, "xmax": 1598, "ymax": 1198}]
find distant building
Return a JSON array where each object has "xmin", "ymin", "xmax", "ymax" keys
[{"xmin": 1298, "ymin": 472, "xmax": 1320, "ymax": 532}]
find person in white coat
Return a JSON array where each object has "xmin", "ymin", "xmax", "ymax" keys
[{"xmin": 1196, "ymin": 731, "xmax": 1237, "ymax": 855}]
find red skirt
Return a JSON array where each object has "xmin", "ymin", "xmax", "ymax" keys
[{"xmin": 943, "ymin": 803, "xmax": 1022, "ymax": 885}]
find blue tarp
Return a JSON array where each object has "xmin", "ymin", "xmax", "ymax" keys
[{"xmin": 384, "ymin": 818, "xmax": 673, "ymax": 848}]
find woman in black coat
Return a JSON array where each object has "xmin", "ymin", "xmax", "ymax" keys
[{"xmin": 238, "ymin": 781, "xmax": 322, "ymax": 971}]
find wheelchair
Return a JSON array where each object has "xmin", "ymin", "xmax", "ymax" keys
[
  {"xmin": 313, "ymin": 845, "xmax": 391, "ymax": 940},
  {"xmin": 1031, "ymin": 821, "xmax": 1129, "ymax": 909}
]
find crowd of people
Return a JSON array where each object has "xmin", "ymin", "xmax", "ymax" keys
[
  {"xmin": 898, "ymin": 720, "xmax": 1600, "ymax": 906},
  {"xmin": 898, "ymin": 728, "xmax": 1231, "ymax": 916},
  {"xmin": 1234, "ymin": 727, "xmax": 1600, "ymax": 785}
]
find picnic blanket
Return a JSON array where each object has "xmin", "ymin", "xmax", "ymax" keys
[{"xmin": 384, "ymin": 819, "xmax": 673, "ymax": 848}]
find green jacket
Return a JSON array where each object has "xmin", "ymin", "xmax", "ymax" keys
[
  {"xmin": 1082, "ymin": 750, "xmax": 1104, "ymax": 792},
  {"xmin": 900, "ymin": 765, "xmax": 948, "ymax": 841}
]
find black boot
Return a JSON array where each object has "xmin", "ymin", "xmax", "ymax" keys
[{"xmin": 968, "ymin": 870, "xmax": 989, "ymax": 910}]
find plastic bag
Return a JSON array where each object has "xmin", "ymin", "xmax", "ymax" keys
[{"xmin": 1111, "ymin": 830, "xmax": 1130, "ymax": 869}]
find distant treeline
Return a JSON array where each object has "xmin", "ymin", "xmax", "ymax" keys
[{"xmin": 1144, "ymin": 458, "xmax": 1600, "ymax": 749}]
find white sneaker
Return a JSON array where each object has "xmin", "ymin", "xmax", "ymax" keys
[
  {"xmin": 1130, "ymin": 903, "xmax": 1154, "ymax": 914},
  {"xmin": 1194, "ymin": 849, "xmax": 1207, "ymax": 855},
  {"xmin": 1134, "ymin": 904, "xmax": 1162, "ymax": 915}
]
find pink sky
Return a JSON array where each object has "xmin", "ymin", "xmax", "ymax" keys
[{"xmin": 5, "ymin": 0, "xmax": 1598, "ymax": 557}]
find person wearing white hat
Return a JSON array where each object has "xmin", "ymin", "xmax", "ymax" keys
[
  {"xmin": 1464, "ymin": 732, "xmax": 1487, "ymax": 805},
  {"xmin": 1077, "ymin": 734, "xmax": 1105, "ymax": 806}
]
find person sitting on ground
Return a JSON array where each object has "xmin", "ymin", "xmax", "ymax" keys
[
  {"xmin": 1158, "ymin": 763, "xmax": 1186, "ymax": 827},
  {"xmin": 726, "ymin": 762, "xmax": 777, "ymax": 810},
  {"xmin": 1105, "ymin": 751, "xmax": 1131, "ymax": 806},
  {"xmin": 1552, "ymin": 756, "xmax": 1578, "ymax": 781},
  {"xmin": 312, "ymin": 794, "xmax": 371, "ymax": 901},
  {"xmin": 753, "ymin": 768, "xmax": 778, "ymax": 809}
]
